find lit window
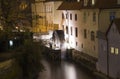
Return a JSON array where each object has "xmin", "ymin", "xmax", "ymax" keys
[
  {"xmin": 77, "ymin": 0, "xmax": 80, "ymax": 2},
  {"xmin": 92, "ymin": 0, "xmax": 95, "ymax": 5},
  {"xmin": 115, "ymin": 48, "xmax": 119, "ymax": 55},
  {"xmin": 111, "ymin": 47, "xmax": 114, "ymax": 54}
]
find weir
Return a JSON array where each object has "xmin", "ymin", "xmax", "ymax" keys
[{"xmin": 52, "ymin": 30, "xmax": 66, "ymax": 59}]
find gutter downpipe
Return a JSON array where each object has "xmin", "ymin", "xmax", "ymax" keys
[{"xmin": 106, "ymin": 37, "xmax": 109, "ymax": 77}]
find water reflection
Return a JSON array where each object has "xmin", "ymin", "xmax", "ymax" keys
[
  {"xmin": 62, "ymin": 61, "xmax": 77, "ymax": 79},
  {"xmin": 38, "ymin": 59, "xmax": 95, "ymax": 79}
]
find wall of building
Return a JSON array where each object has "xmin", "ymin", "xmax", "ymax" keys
[
  {"xmin": 31, "ymin": 1, "xmax": 63, "ymax": 32},
  {"xmin": 107, "ymin": 23, "xmax": 120, "ymax": 78},
  {"xmin": 61, "ymin": 9, "xmax": 99, "ymax": 58},
  {"xmin": 97, "ymin": 38, "xmax": 108, "ymax": 75},
  {"xmin": 53, "ymin": 1, "xmax": 63, "ymax": 29}
]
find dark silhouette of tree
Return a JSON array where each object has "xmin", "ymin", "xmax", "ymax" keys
[{"xmin": 0, "ymin": 0, "xmax": 33, "ymax": 31}]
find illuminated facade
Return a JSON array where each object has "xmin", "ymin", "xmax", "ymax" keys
[
  {"xmin": 58, "ymin": 0, "xmax": 120, "ymax": 59},
  {"xmin": 31, "ymin": 0, "xmax": 63, "ymax": 33},
  {"xmin": 58, "ymin": 1, "xmax": 98, "ymax": 58}
]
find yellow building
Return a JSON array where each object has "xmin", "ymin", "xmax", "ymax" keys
[{"xmin": 31, "ymin": 0, "xmax": 63, "ymax": 33}]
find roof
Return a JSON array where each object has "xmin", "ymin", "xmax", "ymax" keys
[
  {"xmin": 58, "ymin": 0, "xmax": 120, "ymax": 10},
  {"xmin": 106, "ymin": 18, "xmax": 120, "ymax": 35},
  {"xmin": 45, "ymin": 0, "xmax": 64, "ymax": 2},
  {"xmin": 58, "ymin": 1, "xmax": 83, "ymax": 10}
]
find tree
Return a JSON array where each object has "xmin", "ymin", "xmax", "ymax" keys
[
  {"xmin": 0, "ymin": 0, "xmax": 33, "ymax": 31},
  {"xmin": 15, "ymin": 39, "xmax": 45, "ymax": 79}
]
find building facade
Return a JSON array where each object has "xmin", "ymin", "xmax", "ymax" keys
[
  {"xmin": 31, "ymin": 0, "xmax": 63, "ymax": 33},
  {"xmin": 58, "ymin": 0, "xmax": 120, "ymax": 58},
  {"xmin": 98, "ymin": 19, "xmax": 120, "ymax": 78}
]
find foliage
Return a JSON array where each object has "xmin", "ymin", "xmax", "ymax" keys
[
  {"xmin": 15, "ymin": 39, "xmax": 45, "ymax": 79},
  {"xmin": 0, "ymin": 0, "xmax": 32, "ymax": 31},
  {"xmin": 0, "ymin": 61, "xmax": 22, "ymax": 79}
]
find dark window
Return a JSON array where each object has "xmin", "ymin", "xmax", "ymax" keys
[
  {"xmin": 71, "ymin": 27, "xmax": 72, "ymax": 35},
  {"xmin": 75, "ymin": 27, "xmax": 78, "ymax": 37},
  {"xmin": 62, "ymin": 13, "xmax": 64, "ymax": 19},
  {"xmin": 84, "ymin": 29, "xmax": 87, "ymax": 38},
  {"xmin": 94, "ymin": 45, "xmax": 95, "ymax": 51},
  {"xmin": 110, "ymin": 12, "xmax": 116, "ymax": 21},
  {"xmin": 62, "ymin": 25, "xmax": 64, "ymax": 30},
  {"xmin": 83, "ymin": 12, "xmax": 86, "ymax": 22},
  {"xmin": 75, "ymin": 14, "xmax": 77, "ymax": 21},
  {"xmin": 76, "ymin": 42, "xmax": 78, "ymax": 46},
  {"xmin": 81, "ymin": 43, "xmax": 83, "ymax": 48},
  {"xmin": 91, "ymin": 31, "xmax": 95, "ymax": 41},
  {"xmin": 93, "ymin": 12, "xmax": 96, "ymax": 22},
  {"xmin": 66, "ymin": 26, "xmax": 68, "ymax": 34},
  {"xmin": 70, "ymin": 13, "xmax": 72, "ymax": 20},
  {"xmin": 66, "ymin": 13, "xmax": 68, "ymax": 19}
]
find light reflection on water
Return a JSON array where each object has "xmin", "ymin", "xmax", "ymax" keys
[
  {"xmin": 38, "ymin": 59, "xmax": 95, "ymax": 79},
  {"xmin": 62, "ymin": 61, "xmax": 77, "ymax": 79}
]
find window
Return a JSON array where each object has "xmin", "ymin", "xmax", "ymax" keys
[
  {"xmin": 93, "ymin": 12, "xmax": 96, "ymax": 22},
  {"xmin": 70, "ymin": 13, "xmax": 72, "ymax": 20},
  {"xmin": 111, "ymin": 47, "xmax": 114, "ymax": 54},
  {"xmin": 84, "ymin": 0, "xmax": 88, "ymax": 6},
  {"xmin": 115, "ymin": 48, "xmax": 119, "ymax": 55},
  {"xmin": 84, "ymin": 29, "xmax": 87, "ymax": 38},
  {"xmin": 71, "ymin": 27, "xmax": 72, "ymax": 35},
  {"xmin": 76, "ymin": 42, "xmax": 78, "ymax": 46},
  {"xmin": 110, "ymin": 47, "xmax": 119, "ymax": 55},
  {"xmin": 66, "ymin": 13, "xmax": 68, "ymax": 19},
  {"xmin": 77, "ymin": 0, "xmax": 80, "ymax": 2},
  {"xmin": 62, "ymin": 13, "xmax": 64, "ymax": 19},
  {"xmin": 75, "ymin": 27, "xmax": 78, "ymax": 37},
  {"xmin": 110, "ymin": 12, "xmax": 116, "ymax": 21},
  {"xmin": 83, "ymin": 12, "xmax": 87, "ymax": 22},
  {"xmin": 91, "ymin": 31, "xmax": 95, "ymax": 41},
  {"xmin": 94, "ymin": 45, "xmax": 95, "ymax": 51},
  {"xmin": 81, "ymin": 43, "xmax": 83, "ymax": 48},
  {"xmin": 66, "ymin": 26, "xmax": 68, "ymax": 34},
  {"xmin": 75, "ymin": 14, "xmax": 77, "ymax": 21},
  {"xmin": 62, "ymin": 25, "xmax": 64, "ymax": 30},
  {"xmin": 92, "ymin": 0, "xmax": 95, "ymax": 5}
]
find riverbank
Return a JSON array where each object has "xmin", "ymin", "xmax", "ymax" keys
[{"xmin": 0, "ymin": 59, "xmax": 22, "ymax": 79}]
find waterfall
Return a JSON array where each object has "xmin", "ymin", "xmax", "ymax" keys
[
  {"xmin": 61, "ymin": 42, "xmax": 66, "ymax": 60},
  {"xmin": 52, "ymin": 30, "xmax": 66, "ymax": 59}
]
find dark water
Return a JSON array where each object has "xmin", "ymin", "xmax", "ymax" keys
[{"xmin": 37, "ymin": 59, "xmax": 100, "ymax": 79}]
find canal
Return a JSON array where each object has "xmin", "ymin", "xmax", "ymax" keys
[{"xmin": 37, "ymin": 58, "xmax": 100, "ymax": 79}]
